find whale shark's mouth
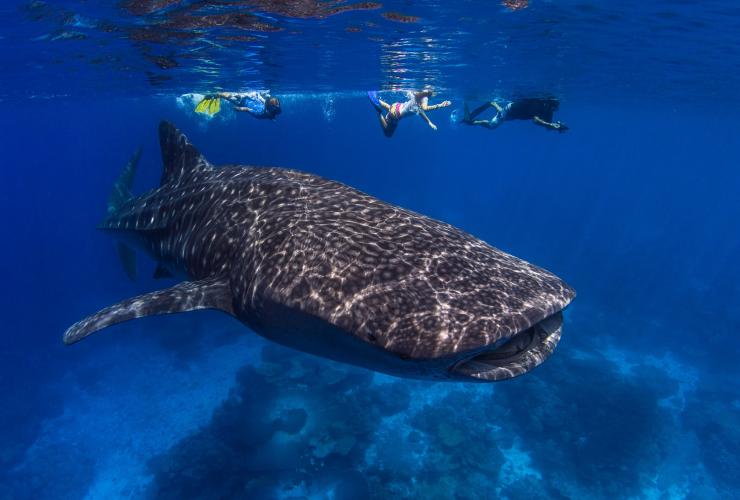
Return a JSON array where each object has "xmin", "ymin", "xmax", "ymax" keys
[{"xmin": 449, "ymin": 311, "xmax": 563, "ymax": 381}]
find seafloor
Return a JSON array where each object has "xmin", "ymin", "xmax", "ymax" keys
[{"xmin": 2, "ymin": 303, "xmax": 737, "ymax": 499}]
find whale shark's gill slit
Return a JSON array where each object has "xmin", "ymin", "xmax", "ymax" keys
[{"xmin": 450, "ymin": 312, "xmax": 563, "ymax": 381}]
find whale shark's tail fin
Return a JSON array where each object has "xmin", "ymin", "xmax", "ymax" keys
[
  {"xmin": 63, "ymin": 277, "xmax": 234, "ymax": 345},
  {"xmin": 107, "ymin": 148, "xmax": 142, "ymax": 281},
  {"xmin": 158, "ymin": 121, "xmax": 212, "ymax": 186}
]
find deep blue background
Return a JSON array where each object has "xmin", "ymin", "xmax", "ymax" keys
[
  {"xmin": 2, "ymin": 0, "xmax": 740, "ymax": 497},
  {"xmin": 1, "ymin": 96, "xmax": 739, "ymax": 498},
  {"xmin": 2, "ymin": 97, "xmax": 738, "ymax": 371}
]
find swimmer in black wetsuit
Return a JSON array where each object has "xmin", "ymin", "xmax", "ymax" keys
[{"xmin": 462, "ymin": 98, "xmax": 568, "ymax": 132}]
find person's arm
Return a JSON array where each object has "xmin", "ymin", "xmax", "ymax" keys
[
  {"xmin": 419, "ymin": 109, "xmax": 438, "ymax": 130},
  {"xmin": 421, "ymin": 100, "xmax": 451, "ymax": 111},
  {"xmin": 233, "ymin": 106, "xmax": 256, "ymax": 114},
  {"xmin": 533, "ymin": 116, "xmax": 568, "ymax": 132}
]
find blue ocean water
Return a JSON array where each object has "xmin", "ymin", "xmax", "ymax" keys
[{"xmin": 1, "ymin": 1, "xmax": 740, "ymax": 499}]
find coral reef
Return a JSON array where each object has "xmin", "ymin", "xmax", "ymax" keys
[
  {"xmin": 683, "ymin": 387, "xmax": 740, "ymax": 497},
  {"xmin": 146, "ymin": 337, "xmax": 715, "ymax": 499},
  {"xmin": 148, "ymin": 343, "xmax": 408, "ymax": 498},
  {"xmin": 3, "ymin": 314, "xmax": 736, "ymax": 499}
]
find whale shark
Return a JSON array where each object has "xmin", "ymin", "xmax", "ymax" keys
[{"xmin": 64, "ymin": 121, "xmax": 575, "ymax": 382}]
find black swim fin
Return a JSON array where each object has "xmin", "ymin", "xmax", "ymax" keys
[
  {"xmin": 462, "ymin": 103, "xmax": 471, "ymax": 123},
  {"xmin": 367, "ymin": 91, "xmax": 383, "ymax": 113}
]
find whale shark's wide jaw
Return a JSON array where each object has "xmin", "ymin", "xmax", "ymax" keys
[{"xmin": 448, "ymin": 311, "xmax": 564, "ymax": 381}]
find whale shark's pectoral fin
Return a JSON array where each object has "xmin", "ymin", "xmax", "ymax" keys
[
  {"xmin": 153, "ymin": 263, "xmax": 174, "ymax": 279},
  {"xmin": 117, "ymin": 242, "xmax": 137, "ymax": 281},
  {"xmin": 63, "ymin": 277, "xmax": 233, "ymax": 345}
]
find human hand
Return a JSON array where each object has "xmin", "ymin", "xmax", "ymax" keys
[
  {"xmin": 441, "ymin": 100, "xmax": 451, "ymax": 107},
  {"xmin": 430, "ymin": 123, "xmax": 438, "ymax": 130}
]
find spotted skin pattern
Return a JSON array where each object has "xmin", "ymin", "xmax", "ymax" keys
[{"xmin": 64, "ymin": 122, "xmax": 575, "ymax": 382}]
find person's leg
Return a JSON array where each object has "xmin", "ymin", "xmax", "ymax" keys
[
  {"xmin": 485, "ymin": 113, "xmax": 504, "ymax": 130},
  {"xmin": 377, "ymin": 112, "xmax": 388, "ymax": 130},
  {"xmin": 217, "ymin": 92, "xmax": 239, "ymax": 105}
]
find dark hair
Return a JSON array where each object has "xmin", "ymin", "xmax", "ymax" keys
[{"xmin": 266, "ymin": 97, "xmax": 281, "ymax": 115}]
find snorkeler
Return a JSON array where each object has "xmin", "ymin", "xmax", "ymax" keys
[
  {"xmin": 462, "ymin": 98, "xmax": 568, "ymax": 132},
  {"xmin": 195, "ymin": 91, "xmax": 281, "ymax": 120},
  {"xmin": 368, "ymin": 90, "xmax": 451, "ymax": 137}
]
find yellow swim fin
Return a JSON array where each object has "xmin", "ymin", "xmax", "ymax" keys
[
  {"xmin": 209, "ymin": 97, "xmax": 220, "ymax": 115},
  {"xmin": 195, "ymin": 96, "xmax": 221, "ymax": 116},
  {"xmin": 195, "ymin": 97, "xmax": 211, "ymax": 114}
]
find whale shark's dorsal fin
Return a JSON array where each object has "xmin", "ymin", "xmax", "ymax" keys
[
  {"xmin": 153, "ymin": 263, "xmax": 174, "ymax": 279},
  {"xmin": 158, "ymin": 121, "xmax": 211, "ymax": 186},
  {"xmin": 107, "ymin": 147, "xmax": 141, "ymax": 216},
  {"xmin": 106, "ymin": 148, "xmax": 142, "ymax": 281},
  {"xmin": 63, "ymin": 277, "xmax": 233, "ymax": 345}
]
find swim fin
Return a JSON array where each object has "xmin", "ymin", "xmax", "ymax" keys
[
  {"xmin": 194, "ymin": 97, "xmax": 211, "ymax": 114},
  {"xmin": 209, "ymin": 96, "xmax": 220, "ymax": 115},
  {"xmin": 462, "ymin": 103, "xmax": 471, "ymax": 123},
  {"xmin": 367, "ymin": 91, "xmax": 382, "ymax": 113},
  {"xmin": 195, "ymin": 96, "xmax": 221, "ymax": 116}
]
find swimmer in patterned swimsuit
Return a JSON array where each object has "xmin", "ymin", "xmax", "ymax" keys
[
  {"xmin": 368, "ymin": 90, "xmax": 451, "ymax": 137},
  {"xmin": 216, "ymin": 91, "xmax": 282, "ymax": 120}
]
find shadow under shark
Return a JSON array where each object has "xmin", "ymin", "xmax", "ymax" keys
[{"xmin": 64, "ymin": 121, "xmax": 575, "ymax": 382}]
